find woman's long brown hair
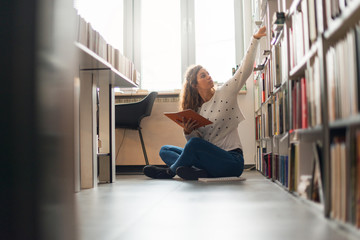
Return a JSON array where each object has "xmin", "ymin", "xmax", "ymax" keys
[{"xmin": 179, "ymin": 65, "xmax": 204, "ymax": 112}]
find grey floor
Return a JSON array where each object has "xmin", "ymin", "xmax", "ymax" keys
[{"xmin": 75, "ymin": 171, "xmax": 359, "ymax": 240}]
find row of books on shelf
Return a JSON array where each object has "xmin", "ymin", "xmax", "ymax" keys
[
  {"xmin": 291, "ymin": 78, "xmax": 308, "ymax": 130},
  {"xmin": 274, "ymin": 89, "xmax": 287, "ymax": 135},
  {"xmin": 254, "ymin": 72, "xmax": 265, "ymax": 111},
  {"xmin": 76, "ymin": 13, "xmax": 140, "ymax": 85},
  {"xmin": 326, "ymin": 0, "xmax": 348, "ymax": 20},
  {"xmin": 329, "ymin": 129, "xmax": 360, "ymax": 228},
  {"xmin": 290, "ymin": 67, "xmax": 322, "ymax": 130},
  {"xmin": 326, "ymin": 23, "xmax": 360, "ymax": 122},
  {"xmin": 305, "ymin": 55, "xmax": 322, "ymax": 127},
  {"xmin": 271, "ymin": 44, "xmax": 285, "ymax": 89},
  {"xmin": 255, "ymin": 86, "xmax": 288, "ymax": 138},
  {"xmin": 253, "ymin": 44, "xmax": 287, "ymax": 110},
  {"xmin": 255, "ymin": 115, "xmax": 261, "ymax": 140},
  {"xmin": 255, "ymin": 71, "xmax": 322, "ymax": 140},
  {"xmin": 256, "ymin": 127, "xmax": 360, "ymax": 228},
  {"xmin": 289, "ymin": 5, "xmax": 307, "ymax": 68},
  {"xmin": 324, "ymin": 0, "xmax": 358, "ymax": 28},
  {"xmin": 268, "ymin": 88, "xmax": 287, "ymax": 136},
  {"xmin": 255, "ymin": 0, "xmax": 322, "ymax": 133},
  {"xmin": 257, "ymin": 72, "xmax": 321, "ymax": 139},
  {"xmin": 288, "ymin": 0, "xmax": 360, "ymax": 70},
  {"xmin": 257, "ymin": 141, "xmax": 323, "ymax": 200},
  {"xmin": 256, "ymin": 140, "xmax": 320, "ymax": 198},
  {"xmin": 260, "ymin": 152, "xmax": 290, "ymax": 188},
  {"xmin": 255, "ymin": 0, "xmax": 360, "ymax": 231},
  {"xmin": 254, "ymin": 19, "xmax": 288, "ymax": 112},
  {"xmin": 288, "ymin": 0, "xmax": 319, "ymax": 69}
]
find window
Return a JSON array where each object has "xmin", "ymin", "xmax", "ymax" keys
[
  {"xmin": 140, "ymin": 0, "xmax": 182, "ymax": 91},
  {"xmin": 140, "ymin": 0, "xmax": 236, "ymax": 90},
  {"xmin": 74, "ymin": 0, "xmax": 124, "ymax": 53},
  {"xmin": 194, "ymin": 0, "xmax": 236, "ymax": 84},
  {"xmin": 75, "ymin": 0, "xmax": 239, "ymax": 91}
]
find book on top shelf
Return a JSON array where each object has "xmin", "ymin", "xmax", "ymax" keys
[
  {"xmin": 164, "ymin": 109, "xmax": 212, "ymax": 129},
  {"xmin": 355, "ymin": 23, "xmax": 360, "ymax": 113},
  {"xmin": 326, "ymin": 28, "xmax": 359, "ymax": 122},
  {"xmin": 307, "ymin": 0, "xmax": 318, "ymax": 44}
]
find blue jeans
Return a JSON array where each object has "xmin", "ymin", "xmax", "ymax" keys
[{"xmin": 159, "ymin": 137, "xmax": 244, "ymax": 178}]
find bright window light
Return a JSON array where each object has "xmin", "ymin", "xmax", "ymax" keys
[
  {"xmin": 195, "ymin": 0, "xmax": 235, "ymax": 84},
  {"xmin": 74, "ymin": 0, "xmax": 124, "ymax": 53},
  {"xmin": 141, "ymin": 0, "xmax": 181, "ymax": 91}
]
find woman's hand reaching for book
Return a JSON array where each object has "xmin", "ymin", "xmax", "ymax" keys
[
  {"xmin": 178, "ymin": 118, "xmax": 199, "ymax": 135},
  {"xmin": 253, "ymin": 26, "xmax": 266, "ymax": 39}
]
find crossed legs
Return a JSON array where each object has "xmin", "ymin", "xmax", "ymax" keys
[{"xmin": 159, "ymin": 138, "xmax": 244, "ymax": 178}]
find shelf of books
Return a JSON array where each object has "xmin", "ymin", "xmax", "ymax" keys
[
  {"xmin": 252, "ymin": 0, "xmax": 360, "ymax": 234},
  {"xmin": 75, "ymin": 13, "xmax": 139, "ymax": 88}
]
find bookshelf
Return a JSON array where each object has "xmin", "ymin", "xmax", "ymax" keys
[
  {"xmin": 253, "ymin": 0, "xmax": 360, "ymax": 234},
  {"xmin": 75, "ymin": 14, "xmax": 139, "ymax": 189},
  {"xmin": 76, "ymin": 42, "xmax": 137, "ymax": 88},
  {"xmin": 76, "ymin": 14, "xmax": 140, "ymax": 87}
]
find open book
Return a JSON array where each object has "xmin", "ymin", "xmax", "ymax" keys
[{"xmin": 164, "ymin": 109, "xmax": 212, "ymax": 129}]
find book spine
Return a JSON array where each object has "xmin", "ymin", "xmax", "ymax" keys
[{"xmin": 301, "ymin": 77, "xmax": 308, "ymax": 129}]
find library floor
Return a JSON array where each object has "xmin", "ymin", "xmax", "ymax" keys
[{"xmin": 75, "ymin": 170, "xmax": 358, "ymax": 240}]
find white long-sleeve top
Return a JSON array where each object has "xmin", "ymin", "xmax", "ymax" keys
[{"xmin": 185, "ymin": 37, "xmax": 259, "ymax": 151}]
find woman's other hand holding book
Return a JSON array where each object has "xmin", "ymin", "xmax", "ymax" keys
[{"xmin": 175, "ymin": 117, "xmax": 199, "ymax": 135}]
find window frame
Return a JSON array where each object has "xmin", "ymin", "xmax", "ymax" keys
[{"xmin": 124, "ymin": 0, "xmax": 248, "ymax": 90}]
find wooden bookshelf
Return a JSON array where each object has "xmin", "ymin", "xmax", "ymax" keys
[
  {"xmin": 76, "ymin": 14, "xmax": 140, "ymax": 87},
  {"xmin": 75, "ymin": 14, "xmax": 140, "ymax": 189},
  {"xmin": 329, "ymin": 115, "xmax": 360, "ymax": 129},
  {"xmin": 324, "ymin": 0, "xmax": 360, "ymax": 42},
  {"xmin": 76, "ymin": 42, "xmax": 137, "ymax": 88},
  {"xmin": 289, "ymin": 42, "xmax": 318, "ymax": 78},
  {"xmin": 252, "ymin": 0, "xmax": 360, "ymax": 235}
]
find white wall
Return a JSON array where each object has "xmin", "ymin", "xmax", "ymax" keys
[
  {"xmin": 115, "ymin": 97, "xmax": 186, "ymax": 165},
  {"xmin": 237, "ymin": 77, "xmax": 256, "ymax": 165},
  {"xmin": 236, "ymin": 0, "xmax": 256, "ymax": 165}
]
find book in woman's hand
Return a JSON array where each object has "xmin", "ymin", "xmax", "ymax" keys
[{"xmin": 164, "ymin": 109, "xmax": 212, "ymax": 129}]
